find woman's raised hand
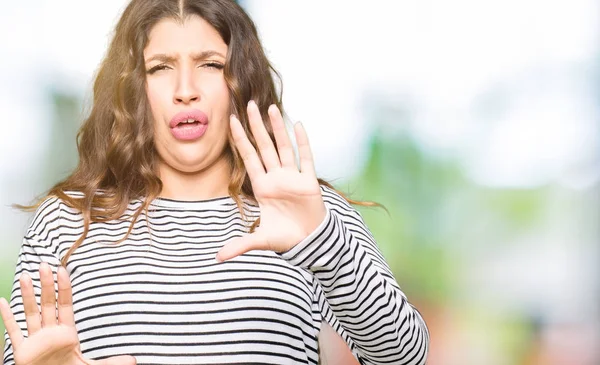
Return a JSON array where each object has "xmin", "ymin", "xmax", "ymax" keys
[
  {"xmin": 0, "ymin": 262, "xmax": 136, "ymax": 365},
  {"xmin": 216, "ymin": 101, "xmax": 327, "ymax": 262}
]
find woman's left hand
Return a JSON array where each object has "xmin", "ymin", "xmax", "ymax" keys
[{"xmin": 216, "ymin": 100, "xmax": 326, "ymax": 262}]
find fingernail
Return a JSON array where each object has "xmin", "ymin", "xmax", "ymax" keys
[{"xmin": 248, "ymin": 100, "xmax": 255, "ymax": 107}]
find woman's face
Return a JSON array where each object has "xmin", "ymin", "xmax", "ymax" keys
[{"xmin": 144, "ymin": 15, "xmax": 231, "ymax": 175}]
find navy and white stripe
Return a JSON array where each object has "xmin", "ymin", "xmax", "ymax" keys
[{"xmin": 3, "ymin": 186, "xmax": 428, "ymax": 364}]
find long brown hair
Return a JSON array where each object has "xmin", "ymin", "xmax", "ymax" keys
[{"xmin": 18, "ymin": 0, "xmax": 378, "ymax": 267}]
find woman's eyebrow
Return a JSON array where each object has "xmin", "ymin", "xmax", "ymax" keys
[
  {"xmin": 191, "ymin": 50, "xmax": 226, "ymax": 60},
  {"xmin": 145, "ymin": 50, "xmax": 226, "ymax": 64}
]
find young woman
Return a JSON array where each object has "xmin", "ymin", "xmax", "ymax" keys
[{"xmin": 1, "ymin": 1, "xmax": 429, "ymax": 364}]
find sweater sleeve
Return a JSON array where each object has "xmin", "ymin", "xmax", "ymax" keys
[
  {"xmin": 3, "ymin": 197, "xmax": 63, "ymax": 365},
  {"xmin": 280, "ymin": 186, "xmax": 429, "ymax": 365}
]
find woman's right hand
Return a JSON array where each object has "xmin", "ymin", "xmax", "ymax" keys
[{"xmin": 0, "ymin": 262, "xmax": 136, "ymax": 365}]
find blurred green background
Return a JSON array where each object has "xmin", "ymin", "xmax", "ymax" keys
[{"xmin": 2, "ymin": 1, "xmax": 599, "ymax": 364}]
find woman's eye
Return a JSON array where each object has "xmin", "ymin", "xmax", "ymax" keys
[
  {"xmin": 146, "ymin": 62, "xmax": 223, "ymax": 74},
  {"xmin": 201, "ymin": 62, "xmax": 224, "ymax": 70},
  {"xmin": 146, "ymin": 64, "xmax": 170, "ymax": 74}
]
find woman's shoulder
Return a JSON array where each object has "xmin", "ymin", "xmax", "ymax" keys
[
  {"xmin": 26, "ymin": 190, "xmax": 91, "ymax": 235},
  {"xmin": 319, "ymin": 184, "xmax": 373, "ymax": 226},
  {"xmin": 319, "ymin": 184, "xmax": 354, "ymax": 211},
  {"xmin": 23, "ymin": 194, "xmax": 67, "ymax": 246},
  {"xmin": 25, "ymin": 189, "xmax": 134, "ymax": 244}
]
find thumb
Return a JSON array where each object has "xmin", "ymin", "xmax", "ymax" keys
[
  {"xmin": 93, "ymin": 355, "xmax": 137, "ymax": 365},
  {"xmin": 216, "ymin": 233, "xmax": 266, "ymax": 262}
]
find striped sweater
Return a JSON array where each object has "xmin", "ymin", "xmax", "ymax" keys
[{"xmin": 3, "ymin": 185, "xmax": 429, "ymax": 365}]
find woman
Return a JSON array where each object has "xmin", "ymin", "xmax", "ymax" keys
[{"xmin": 1, "ymin": 0, "xmax": 429, "ymax": 364}]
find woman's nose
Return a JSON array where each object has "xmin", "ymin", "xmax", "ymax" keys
[
  {"xmin": 175, "ymin": 93, "xmax": 199, "ymax": 104},
  {"xmin": 173, "ymin": 72, "xmax": 200, "ymax": 104}
]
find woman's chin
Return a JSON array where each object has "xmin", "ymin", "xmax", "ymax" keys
[
  {"xmin": 175, "ymin": 160, "xmax": 209, "ymax": 174},
  {"xmin": 157, "ymin": 144, "xmax": 228, "ymax": 175}
]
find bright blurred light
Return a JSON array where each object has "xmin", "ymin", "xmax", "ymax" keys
[{"xmin": 247, "ymin": 0, "xmax": 599, "ymax": 187}]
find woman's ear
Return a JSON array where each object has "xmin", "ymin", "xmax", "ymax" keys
[{"xmin": 318, "ymin": 321, "xmax": 361, "ymax": 365}]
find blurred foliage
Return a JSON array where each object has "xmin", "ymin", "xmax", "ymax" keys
[
  {"xmin": 349, "ymin": 125, "xmax": 549, "ymax": 304},
  {"xmin": 43, "ymin": 89, "xmax": 81, "ymax": 186},
  {"xmin": 344, "ymin": 99, "xmax": 553, "ymax": 363},
  {"xmin": 350, "ymin": 132, "xmax": 463, "ymax": 303}
]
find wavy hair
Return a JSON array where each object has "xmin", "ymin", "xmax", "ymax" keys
[{"xmin": 18, "ymin": 0, "xmax": 379, "ymax": 267}]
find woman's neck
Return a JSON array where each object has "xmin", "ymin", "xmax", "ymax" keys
[{"xmin": 157, "ymin": 156, "xmax": 232, "ymax": 201}]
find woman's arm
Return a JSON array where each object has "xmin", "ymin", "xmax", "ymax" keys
[
  {"xmin": 2, "ymin": 197, "xmax": 136, "ymax": 365},
  {"xmin": 281, "ymin": 185, "xmax": 429, "ymax": 365},
  {"xmin": 3, "ymin": 198, "xmax": 63, "ymax": 365},
  {"xmin": 216, "ymin": 103, "xmax": 428, "ymax": 364}
]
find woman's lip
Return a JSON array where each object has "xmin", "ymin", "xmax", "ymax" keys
[
  {"xmin": 169, "ymin": 109, "xmax": 209, "ymax": 128},
  {"xmin": 170, "ymin": 122, "xmax": 208, "ymax": 141}
]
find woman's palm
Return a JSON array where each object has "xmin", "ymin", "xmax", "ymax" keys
[
  {"xmin": 0, "ymin": 263, "xmax": 136, "ymax": 365},
  {"xmin": 216, "ymin": 102, "xmax": 327, "ymax": 261},
  {"xmin": 252, "ymin": 169, "xmax": 324, "ymax": 251},
  {"xmin": 13, "ymin": 324, "xmax": 81, "ymax": 365}
]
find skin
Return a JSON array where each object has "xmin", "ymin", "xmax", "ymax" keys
[
  {"xmin": 1, "ymin": 15, "xmax": 360, "ymax": 365},
  {"xmin": 146, "ymin": 15, "xmax": 232, "ymax": 201},
  {"xmin": 0, "ymin": 263, "xmax": 136, "ymax": 365}
]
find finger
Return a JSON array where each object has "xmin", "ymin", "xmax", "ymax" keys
[
  {"xmin": 39, "ymin": 262, "xmax": 57, "ymax": 328},
  {"xmin": 294, "ymin": 122, "xmax": 317, "ymax": 179},
  {"xmin": 0, "ymin": 297, "xmax": 24, "ymax": 349},
  {"xmin": 21, "ymin": 273, "xmax": 42, "ymax": 335},
  {"xmin": 247, "ymin": 100, "xmax": 281, "ymax": 171},
  {"xmin": 230, "ymin": 114, "xmax": 265, "ymax": 181},
  {"xmin": 268, "ymin": 105, "xmax": 296, "ymax": 169},
  {"xmin": 215, "ymin": 233, "xmax": 265, "ymax": 263},
  {"xmin": 57, "ymin": 266, "xmax": 75, "ymax": 327}
]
